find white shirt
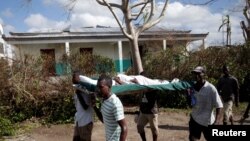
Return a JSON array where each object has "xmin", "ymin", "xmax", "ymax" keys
[
  {"xmin": 191, "ymin": 81, "xmax": 223, "ymax": 126},
  {"xmin": 74, "ymin": 92, "xmax": 93, "ymax": 127}
]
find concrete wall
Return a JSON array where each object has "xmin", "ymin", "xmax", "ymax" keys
[
  {"xmin": 69, "ymin": 41, "xmax": 131, "ymax": 60},
  {"xmin": 13, "ymin": 43, "xmax": 65, "ymax": 62}
]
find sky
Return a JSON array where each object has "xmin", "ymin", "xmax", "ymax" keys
[{"xmin": 0, "ymin": 0, "xmax": 247, "ymax": 48}]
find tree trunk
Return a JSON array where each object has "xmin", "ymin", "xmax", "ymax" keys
[
  {"xmin": 129, "ymin": 38, "xmax": 143, "ymax": 74},
  {"xmin": 242, "ymin": 0, "xmax": 250, "ymax": 47},
  {"xmin": 123, "ymin": 6, "xmax": 143, "ymax": 75}
]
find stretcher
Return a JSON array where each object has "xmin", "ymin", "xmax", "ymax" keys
[
  {"xmin": 112, "ymin": 81, "xmax": 193, "ymax": 95},
  {"xmin": 74, "ymin": 80, "xmax": 193, "ymax": 95}
]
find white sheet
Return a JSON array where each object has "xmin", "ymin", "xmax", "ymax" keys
[
  {"xmin": 117, "ymin": 74, "xmax": 170, "ymax": 85},
  {"xmin": 79, "ymin": 74, "xmax": 172, "ymax": 86},
  {"xmin": 79, "ymin": 75, "xmax": 116, "ymax": 86}
]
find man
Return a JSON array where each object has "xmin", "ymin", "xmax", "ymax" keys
[
  {"xmin": 72, "ymin": 71, "xmax": 95, "ymax": 141},
  {"xmin": 217, "ymin": 65, "xmax": 239, "ymax": 125},
  {"xmin": 137, "ymin": 89, "xmax": 159, "ymax": 141},
  {"xmin": 94, "ymin": 75, "xmax": 128, "ymax": 141},
  {"xmin": 189, "ymin": 66, "xmax": 223, "ymax": 141}
]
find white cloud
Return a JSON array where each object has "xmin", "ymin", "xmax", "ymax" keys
[
  {"xmin": 0, "ymin": 18, "xmax": 15, "ymax": 35},
  {"xmin": 158, "ymin": 2, "xmax": 244, "ymax": 47},
  {"xmin": 1, "ymin": 8, "xmax": 13, "ymax": 18},
  {"xmin": 54, "ymin": 0, "xmax": 122, "ymax": 26},
  {"xmin": 4, "ymin": 25, "xmax": 15, "ymax": 34},
  {"xmin": 24, "ymin": 13, "xmax": 68, "ymax": 32},
  {"xmin": 25, "ymin": 0, "xmax": 122, "ymax": 30},
  {"xmin": 70, "ymin": 13, "xmax": 118, "ymax": 27},
  {"xmin": 43, "ymin": 0, "xmax": 54, "ymax": 5},
  {"xmin": 23, "ymin": 1, "xmax": 245, "ymax": 47}
]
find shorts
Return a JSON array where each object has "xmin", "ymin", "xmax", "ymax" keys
[
  {"xmin": 189, "ymin": 116, "xmax": 209, "ymax": 141},
  {"xmin": 137, "ymin": 113, "xmax": 158, "ymax": 135},
  {"xmin": 223, "ymin": 100, "xmax": 233, "ymax": 123},
  {"xmin": 73, "ymin": 122, "xmax": 93, "ymax": 141}
]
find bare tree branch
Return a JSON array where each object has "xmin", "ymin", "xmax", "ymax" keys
[
  {"xmin": 144, "ymin": 0, "xmax": 155, "ymax": 24},
  {"xmin": 100, "ymin": 0, "xmax": 132, "ymax": 39},
  {"xmin": 240, "ymin": 21, "xmax": 248, "ymax": 42},
  {"xmin": 130, "ymin": 1, "xmax": 149, "ymax": 21},
  {"xmin": 131, "ymin": 0, "xmax": 149, "ymax": 9},
  {"xmin": 188, "ymin": 0, "xmax": 219, "ymax": 6},
  {"xmin": 96, "ymin": 0, "xmax": 122, "ymax": 8},
  {"xmin": 138, "ymin": 0, "xmax": 169, "ymax": 34}
]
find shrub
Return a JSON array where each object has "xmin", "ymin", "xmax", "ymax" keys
[
  {"xmin": 0, "ymin": 117, "xmax": 15, "ymax": 136},
  {"xmin": 0, "ymin": 53, "xmax": 116, "ymax": 126},
  {"xmin": 142, "ymin": 45, "xmax": 250, "ymax": 103}
]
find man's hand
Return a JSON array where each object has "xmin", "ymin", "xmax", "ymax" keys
[{"xmin": 90, "ymin": 92, "xmax": 97, "ymax": 106}]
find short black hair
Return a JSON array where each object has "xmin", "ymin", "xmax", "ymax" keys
[
  {"xmin": 98, "ymin": 74, "xmax": 112, "ymax": 88},
  {"xmin": 73, "ymin": 70, "xmax": 80, "ymax": 74},
  {"xmin": 222, "ymin": 65, "xmax": 229, "ymax": 71}
]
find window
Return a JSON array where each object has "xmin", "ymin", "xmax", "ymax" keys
[
  {"xmin": 80, "ymin": 48, "xmax": 93, "ymax": 55},
  {"xmin": 167, "ymin": 44, "xmax": 173, "ymax": 48}
]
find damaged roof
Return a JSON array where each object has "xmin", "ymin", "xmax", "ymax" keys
[{"xmin": 3, "ymin": 26, "xmax": 208, "ymax": 44}]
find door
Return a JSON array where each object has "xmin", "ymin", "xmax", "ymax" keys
[{"xmin": 40, "ymin": 49, "xmax": 55, "ymax": 76}]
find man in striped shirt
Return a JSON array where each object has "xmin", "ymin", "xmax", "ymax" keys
[{"xmin": 94, "ymin": 75, "xmax": 128, "ymax": 141}]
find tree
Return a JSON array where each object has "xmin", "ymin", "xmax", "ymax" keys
[
  {"xmin": 240, "ymin": 0, "xmax": 250, "ymax": 46},
  {"xmin": 94, "ymin": 0, "xmax": 169, "ymax": 74}
]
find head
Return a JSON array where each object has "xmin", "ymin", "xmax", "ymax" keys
[
  {"xmin": 191, "ymin": 66, "xmax": 206, "ymax": 83},
  {"xmin": 72, "ymin": 71, "xmax": 81, "ymax": 84},
  {"xmin": 97, "ymin": 74, "xmax": 113, "ymax": 99},
  {"xmin": 222, "ymin": 65, "xmax": 229, "ymax": 75},
  {"xmin": 139, "ymin": 71, "xmax": 149, "ymax": 77},
  {"xmin": 140, "ymin": 71, "xmax": 145, "ymax": 76}
]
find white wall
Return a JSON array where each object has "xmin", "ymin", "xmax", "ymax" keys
[
  {"xmin": 70, "ymin": 41, "xmax": 131, "ymax": 60},
  {"xmin": 13, "ymin": 43, "xmax": 65, "ymax": 62}
]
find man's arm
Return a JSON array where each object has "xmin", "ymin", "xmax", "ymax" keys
[
  {"xmin": 76, "ymin": 92, "xmax": 89, "ymax": 110},
  {"xmin": 114, "ymin": 77, "xmax": 126, "ymax": 85},
  {"xmin": 213, "ymin": 108, "xmax": 223, "ymax": 125},
  {"xmin": 117, "ymin": 119, "xmax": 128, "ymax": 141},
  {"xmin": 216, "ymin": 79, "xmax": 222, "ymax": 93},
  {"xmin": 130, "ymin": 78, "xmax": 139, "ymax": 84},
  {"xmin": 93, "ymin": 106, "xmax": 103, "ymax": 123}
]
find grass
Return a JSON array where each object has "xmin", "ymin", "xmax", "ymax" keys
[{"xmin": 233, "ymin": 102, "xmax": 249, "ymax": 116}]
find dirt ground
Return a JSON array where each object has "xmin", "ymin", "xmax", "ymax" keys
[{"xmin": 2, "ymin": 108, "xmax": 248, "ymax": 141}]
